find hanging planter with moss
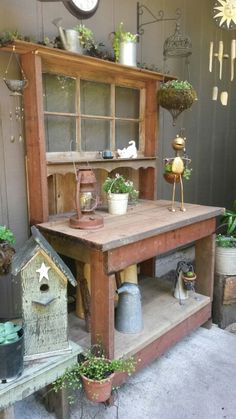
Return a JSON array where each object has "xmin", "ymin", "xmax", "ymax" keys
[{"xmin": 157, "ymin": 80, "xmax": 197, "ymax": 125}]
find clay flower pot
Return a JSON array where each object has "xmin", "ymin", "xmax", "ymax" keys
[
  {"xmin": 81, "ymin": 370, "xmax": 115, "ymax": 402},
  {"xmin": 182, "ymin": 272, "xmax": 197, "ymax": 290},
  {"xmin": 163, "ymin": 172, "xmax": 180, "ymax": 184}
]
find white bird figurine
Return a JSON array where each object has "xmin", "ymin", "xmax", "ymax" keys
[{"xmin": 117, "ymin": 140, "xmax": 137, "ymax": 159}]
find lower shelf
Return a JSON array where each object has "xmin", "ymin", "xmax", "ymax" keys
[{"xmin": 68, "ymin": 277, "xmax": 210, "ymax": 359}]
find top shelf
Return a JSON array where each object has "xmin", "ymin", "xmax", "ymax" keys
[{"xmin": 1, "ymin": 40, "xmax": 174, "ymax": 83}]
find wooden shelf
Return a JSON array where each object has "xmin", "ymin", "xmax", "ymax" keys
[
  {"xmin": 46, "ymin": 157, "xmax": 157, "ymax": 176},
  {"xmin": 68, "ymin": 276, "xmax": 210, "ymax": 358}
]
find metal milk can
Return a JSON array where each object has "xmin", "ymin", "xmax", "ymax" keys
[{"xmin": 115, "ymin": 282, "xmax": 143, "ymax": 333}]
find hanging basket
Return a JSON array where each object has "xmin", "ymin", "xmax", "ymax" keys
[
  {"xmin": 157, "ymin": 85, "xmax": 197, "ymax": 125},
  {"xmin": 0, "ymin": 241, "xmax": 15, "ymax": 276},
  {"xmin": 163, "ymin": 172, "xmax": 181, "ymax": 184}
]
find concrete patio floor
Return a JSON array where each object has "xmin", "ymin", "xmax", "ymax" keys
[{"xmin": 14, "ymin": 324, "xmax": 236, "ymax": 419}]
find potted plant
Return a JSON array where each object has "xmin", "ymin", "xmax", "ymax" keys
[
  {"xmin": 157, "ymin": 80, "xmax": 197, "ymax": 125},
  {"xmin": 182, "ymin": 270, "xmax": 197, "ymax": 290},
  {"xmin": 103, "ymin": 173, "xmax": 139, "ymax": 215},
  {"xmin": 111, "ymin": 22, "xmax": 138, "ymax": 66},
  {"xmin": 0, "ymin": 321, "xmax": 24, "ymax": 382},
  {"xmin": 215, "ymin": 200, "xmax": 236, "ymax": 275},
  {"xmin": 0, "ymin": 225, "xmax": 15, "ymax": 276},
  {"xmin": 163, "ymin": 159, "xmax": 192, "ymax": 184},
  {"xmin": 53, "ymin": 348, "xmax": 136, "ymax": 403}
]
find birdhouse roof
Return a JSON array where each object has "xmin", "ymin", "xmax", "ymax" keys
[{"xmin": 11, "ymin": 226, "xmax": 77, "ymax": 286}]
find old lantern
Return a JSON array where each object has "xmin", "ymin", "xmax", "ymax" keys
[{"xmin": 70, "ymin": 168, "xmax": 104, "ymax": 229}]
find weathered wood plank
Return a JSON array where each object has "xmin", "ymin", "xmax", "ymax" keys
[
  {"xmin": 195, "ymin": 233, "xmax": 216, "ymax": 299},
  {"xmin": 0, "ymin": 341, "xmax": 82, "ymax": 410},
  {"xmin": 223, "ymin": 276, "xmax": 236, "ymax": 304}
]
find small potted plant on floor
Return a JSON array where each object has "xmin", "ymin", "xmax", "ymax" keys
[
  {"xmin": 103, "ymin": 173, "xmax": 139, "ymax": 215},
  {"xmin": 53, "ymin": 347, "xmax": 136, "ymax": 403},
  {"xmin": 157, "ymin": 80, "xmax": 197, "ymax": 125},
  {"xmin": 215, "ymin": 200, "xmax": 236, "ymax": 275},
  {"xmin": 111, "ymin": 22, "xmax": 138, "ymax": 66},
  {"xmin": 0, "ymin": 225, "xmax": 16, "ymax": 275}
]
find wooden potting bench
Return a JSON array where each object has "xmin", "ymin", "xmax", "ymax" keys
[{"xmin": 38, "ymin": 200, "xmax": 223, "ymax": 379}]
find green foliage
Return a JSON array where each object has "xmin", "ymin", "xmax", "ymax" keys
[
  {"xmin": 112, "ymin": 22, "xmax": 138, "ymax": 62},
  {"xmin": 74, "ymin": 24, "xmax": 94, "ymax": 49},
  {"xmin": 0, "ymin": 226, "xmax": 16, "ymax": 245},
  {"xmin": 53, "ymin": 347, "xmax": 136, "ymax": 404},
  {"xmin": 216, "ymin": 200, "xmax": 236, "ymax": 248},
  {"xmin": 103, "ymin": 173, "xmax": 139, "ymax": 200},
  {"xmin": 0, "ymin": 30, "xmax": 24, "ymax": 46},
  {"xmin": 160, "ymin": 80, "xmax": 194, "ymax": 90},
  {"xmin": 0, "ymin": 322, "xmax": 21, "ymax": 345}
]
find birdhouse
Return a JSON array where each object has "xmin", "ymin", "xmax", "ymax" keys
[{"xmin": 11, "ymin": 226, "xmax": 77, "ymax": 360}]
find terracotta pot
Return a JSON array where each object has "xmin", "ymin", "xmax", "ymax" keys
[
  {"xmin": 0, "ymin": 241, "xmax": 15, "ymax": 276},
  {"xmin": 163, "ymin": 173, "xmax": 180, "ymax": 184},
  {"xmin": 81, "ymin": 371, "xmax": 115, "ymax": 402},
  {"xmin": 182, "ymin": 273, "xmax": 196, "ymax": 290}
]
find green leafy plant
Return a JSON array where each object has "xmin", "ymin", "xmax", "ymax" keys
[
  {"xmin": 0, "ymin": 322, "xmax": 22, "ymax": 345},
  {"xmin": 74, "ymin": 24, "xmax": 95, "ymax": 50},
  {"xmin": 112, "ymin": 22, "xmax": 138, "ymax": 62},
  {"xmin": 216, "ymin": 200, "xmax": 236, "ymax": 248},
  {"xmin": 0, "ymin": 226, "xmax": 16, "ymax": 245},
  {"xmin": 53, "ymin": 347, "xmax": 136, "ymax": 404},
  {"xmin": 103, "ymin": 173, "xmax": 139, "ymax": 200}
]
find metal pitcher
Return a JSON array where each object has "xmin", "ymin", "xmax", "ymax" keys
[
  {"xmin": 115, "ymin": 282, "xmax": 143, "ymax": 333},
  {"xmin": 52, "ymin": 18, "xmax": 82, "ymax": 53}
]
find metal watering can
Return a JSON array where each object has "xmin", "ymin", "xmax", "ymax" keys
[
  {"xmin": 115, "ymin": 282, "xmax": 143, "ymax": 333},
  {"xmin": 52, "ymin": 18, "xmax": 82, "ymax": 53}
]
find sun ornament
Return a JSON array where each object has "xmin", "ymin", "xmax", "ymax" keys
[{"xmin": 213, "ymin": 0, "xmax": 236, "ymax": 29}]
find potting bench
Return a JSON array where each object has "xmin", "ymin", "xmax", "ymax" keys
[{"xmin": 38, "ymin": 200, "xmax": 223, "ymax": 377}]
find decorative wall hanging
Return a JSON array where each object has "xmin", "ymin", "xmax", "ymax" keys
[
  {"xmin": 163, "ymin": 133, "xmax": 192, "ymax": 212},
  {"xmin": 213, "ymin": 0, "xmax": 236, "ymax": 30},
  {"xmin": 2, "ymin": 45, "xmax": 28, "ymax": 142},
  {"xmin": 137, "ymin": 2, "xmax": 192, "ymax": 72}
]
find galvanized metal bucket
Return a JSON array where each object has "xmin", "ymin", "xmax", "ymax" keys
[
  {"xmin": 119, "ymin": 41, "xmax": 137, "ymax": 67},
  {"xmin": 115, "ymin": 282, "xmax": 143, "ymax": 333}
]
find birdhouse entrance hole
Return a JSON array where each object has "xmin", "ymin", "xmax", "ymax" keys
[{"xmin": 40, "ymin": 284, "xmax": 49, "ymax": 292}]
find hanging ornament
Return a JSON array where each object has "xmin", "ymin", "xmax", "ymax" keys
[
  {"xmin": 157, "ymin": 80, "xmax": 197, "ymax": 125},
  {"xmin": 213, "ymin": 0, "xmax": 236, "ymax": 30},
  {"xmin": 2, "ymin": 45, "xmax": 28, "ymax": 143}
]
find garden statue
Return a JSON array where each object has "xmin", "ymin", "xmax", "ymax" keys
[
  {"xmin": 117, "ymin": 140, "xmax": 138, "ymax": 158},
  {"xmin": 163, "ymin": 133, "xmax": 191, "ymax": 212}
]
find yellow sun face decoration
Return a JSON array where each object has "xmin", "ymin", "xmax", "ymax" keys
[{"xmin": 213, "ymin": 0, "xmax": 236, "ymax": 29}]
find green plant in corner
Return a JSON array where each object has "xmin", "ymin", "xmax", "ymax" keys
[
  {"xmin": 216, "ymin": 200, "xmax": 236, "ymax": 248},
  {"xmin": 0, "ymin": 226, "xmax": 16, "ymax": 275},
  {"xmin": 112, "ymin": 22, "xmax": 138, "ymax": 62}
]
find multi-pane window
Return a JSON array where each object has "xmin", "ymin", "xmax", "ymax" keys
[{"xmin": 43, "ymin": 74, "xmax": 143, "ymax": 157}]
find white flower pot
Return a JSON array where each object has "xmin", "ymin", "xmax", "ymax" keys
[
  {"xmin": 107, "ymin": 193, "xmax": 129, "ymax": 215},
  {"xmin": 215, "ymin": 246, "xmax": 236, "ymax": 275},
  {"xmin": 119, "ymin": 41, "xmax": 137, "ymax": 67}
]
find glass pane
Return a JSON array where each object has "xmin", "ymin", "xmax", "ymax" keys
[
  {"xmin": 44, "ymin": 116, "xmax": 76, "ymax": 152},
  {"xmin": 115, "ymin": 121, "xmax": 139, "ymax": 150},
  {"xmin": 81, "ymin": 119, "xmax": 110, "ymax": 151},
  {"xmin": 80, "ymin": 80, "xmax": 111, "ymax": 116},
  {"xmin": 115, "ymin": 87, "xmax": 140, "ymax": 119},
  {"xmin": 43, "ymin": 74, "xmax": 76, "ymax": 113}
]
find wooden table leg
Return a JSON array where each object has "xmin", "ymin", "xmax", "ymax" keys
[
  {"xmin": 0, "ymin": 407, "xmax": 14, "ymax": 419},
  {"xmin": 90, "ymin": 249, "xmax": 115, "ymax": 359},
  {"xmin": 195, "ymin": 233, "xmax": 215, "ymax": 299},
  {"xmin": 75, "ymin": 262, "xmax": 91, "ymax": 332}
]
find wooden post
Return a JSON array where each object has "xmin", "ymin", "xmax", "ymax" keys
[{"xmin": 90, "ymin": 250, "xmax": 115, "ymax": 359}]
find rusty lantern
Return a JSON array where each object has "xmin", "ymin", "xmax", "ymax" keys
[{"xmin": 69, "ymin": 168, "xmax": 104, "ymax": 229}]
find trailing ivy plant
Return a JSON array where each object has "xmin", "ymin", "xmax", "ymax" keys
[{"xmin": 0, "ymin": 226, "xmax": 16, "ymax": 245}]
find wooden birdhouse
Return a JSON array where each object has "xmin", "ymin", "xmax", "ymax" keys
[{"xmin": 11, "ymin": 226, "xmax": 77, "ymax": 360}]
